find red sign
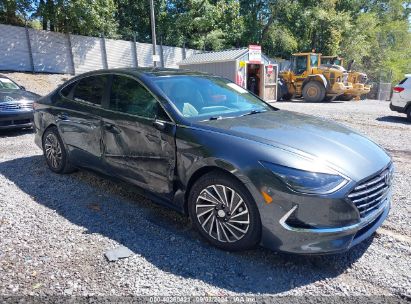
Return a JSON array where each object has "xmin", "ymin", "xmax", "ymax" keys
[
  {"xmin": 248, "ymin": 45, "xmax": 261, "ymax": 63},
  {"xmin": 267, "ymin": 64, "xmax": 273, "ymax": 74}
]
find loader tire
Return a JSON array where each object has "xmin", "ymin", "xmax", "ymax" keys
[
  {"xmin": 323, "ymin": 96, "xmax": 336, "ymax": 102},
  {"xmin": 282, "ymin": 93, "xmax": 293, "ymax": 101},
  {"xmin": 278, "ymin": 79, "xmax": 292, "ymax": 101},
  {"xmin": 338, "ymin": 94, "xmax": 354, "ymax": 101},
  {"xmin": 302, "ymin": 81, "xmax": 326, "ymax": 102}
]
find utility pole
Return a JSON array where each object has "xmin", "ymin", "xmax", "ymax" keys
[{"xmin": 149, "ymin": 0, "xmax": 157, "ymax": 67}]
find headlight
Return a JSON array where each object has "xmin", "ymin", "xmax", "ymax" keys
[{"xmin": 261, "ymin": 161, "xmax": 348, "ymax": 194}]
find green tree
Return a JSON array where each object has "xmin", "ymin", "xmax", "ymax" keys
[
  {"xmin": 0, "ymin": 0, "xmax": 34, "ymax": 25},
  {"xmin": 114, "ymin": 0, "xmax": 151, "ymax": 41},
  {"xmin": 159, "ymin": 0, "xmax": 244, "ymax": 50},
  {"xmin": 338, "ymin": 0, "xmax": 411, "ymax": 82},
  {"xmin": 1, "ymin": 0, "xmax": 410, "ymax": 82},
  {"xmin": 32, "ymin": 0, "xmax": 119, "ymax": 36}
]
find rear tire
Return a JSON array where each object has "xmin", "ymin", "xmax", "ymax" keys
[
  {"xmin": 282, "ymin": 93, "xmax": 293, "ymax": 101},
  {"xmin": 188, "ymin": 171, "xmax": 262, "ymax": 251},
  {"xmin": 302, "ymin": 81, "xmax": 326, "ymax": 102},
  {"xmin": 278, "ymin": 79, "xmax": 292, "ymax": 101},
  {"xmin": 42, "ymin": 127, "xmax": 75, "ymax": 174}
]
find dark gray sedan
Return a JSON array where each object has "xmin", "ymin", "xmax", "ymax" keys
[
  {"xmin": 33, "ymin": 68, "xmax": 393, "ymax": 254},
  {"xmin": 0, "ymin": 74, "xmax": 40, "ymax": 130}
]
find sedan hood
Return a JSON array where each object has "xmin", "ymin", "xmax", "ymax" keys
[
  {"xmin": 196, "ymin": 110, "xmax": 390, "ymax": 181},
  {"xmin": 0, "ymin": 89, "xmax": 40, "ymax": 103}
]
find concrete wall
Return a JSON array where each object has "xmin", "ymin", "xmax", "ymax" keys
[
  {"xmin": 0, "ymin": 24, "xmax": 198, "ymax": 75},
  {"xmin": 29, "ymin": 28, "xmax": 73, "ymax": 74},
  {"xmin": 0, "ymin": 24, "xmax": 32, "ymax": 72}
]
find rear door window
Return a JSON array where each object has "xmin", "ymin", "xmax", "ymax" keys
[
  {"xmin": 60, "ymin": 82, "xmax": 76, "ymax": 98},
  {"xmin": 109, "ymin": 75, "xmax": 158, "ymax": 118},
  {"xmin": 72, "ymin": 75, "xmax": 108, "ymax": 106}
]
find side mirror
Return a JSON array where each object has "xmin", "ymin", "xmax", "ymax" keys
[{"xmin": 153, "ymin": 119, "xmax": 166, "ymax": 131}]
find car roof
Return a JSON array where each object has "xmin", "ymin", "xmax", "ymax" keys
[{"xmin": 76, "ymin": 67, "xmax": 209, "ymax": 79}]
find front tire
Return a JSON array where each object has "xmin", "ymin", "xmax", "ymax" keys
[
  {"xmin": 278, "ymin": 79, "xmax": 292, "ymax": 101},
  {"xmin": 302, "ymin": 81, "xmax": 326, "ymax": 102},
  {"xmin": 42, "ymin": 127, "xmax": 75, "ymax": 174},
  {"xmin": 188, "ymin": 171, "xmax": 262, "ymax": 251},
  {"xmin": 338, "ymin": 94, "xmax": 353, "ymax": 101},
  {"xmin": 323, "ymin": 96, "xmax": 336, "ymax": 102}
]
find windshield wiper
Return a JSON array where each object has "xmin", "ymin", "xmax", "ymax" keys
[
  {"xmin": 242, "ymin": 109, "xmax": 266, "ymax": 116},
  {"xmin": 208, "ymin": 116, "xmax": 223, "ymax": 120}
]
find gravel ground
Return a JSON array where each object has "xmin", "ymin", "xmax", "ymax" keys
[
  {"xmin": 0, "ymin": 73, "xmax": 410, "ymax": 301},
  {"xmin": 1, "ymin": 72, "xmax": 71, "ymax": 96}
]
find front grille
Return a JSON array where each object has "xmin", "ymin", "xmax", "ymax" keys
[
  {"xmin": 0, "ymin": 119, "xmax": 31, "ymax": 126},
  {"xmin": 348, "ymin": 165, "xmax": 393, "ymax": 218},
  {"xmin": 0, "ymin": 103, "xmax": 33, "ymax": 111}
]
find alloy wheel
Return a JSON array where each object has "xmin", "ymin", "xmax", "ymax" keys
[
  {"xmin": 44, "ymin": 133, "xmax": 63, "ymax": 169},
  {"xmin": 195, "ymin": 184, "xmax": 250, "ymax": 243}
]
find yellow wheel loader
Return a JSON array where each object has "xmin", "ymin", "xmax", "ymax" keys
[
  {"xmin": 321, "ymin": 55, "xmax": 344, "ymax": 66},
  {"xmin": 321, "ymin": 55, "xmax": 371, "ymax": 101},
  {"xmin": 279, "ymin": 53, "xmax": 351, "ymax": 102}
]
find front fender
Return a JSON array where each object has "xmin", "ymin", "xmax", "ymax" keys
[
  {"xmin": 173, "ymin": 125, "xmax": 270, "ymax": 214},
  {"xmin": 304, "ymin": 74, "xmax": 327, "ymax": 88}
]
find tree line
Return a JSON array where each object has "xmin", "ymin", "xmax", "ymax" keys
[{"xmin": 1, "ymin": 0, "xmax": 410, "ymax": 82}]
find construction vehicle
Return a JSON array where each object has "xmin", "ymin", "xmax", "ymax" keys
[
  {"xmin": 321, "ymin": 55, "xmax": 344, "ymax": 66},
  {"xmin": 321, "ymin": 55, "xmax": 371, "ymax": 101},
  {"xmin": 279, "ymin": 52, "xmax": 351, "ymax": 102}
]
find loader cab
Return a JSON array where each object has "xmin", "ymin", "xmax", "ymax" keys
[
  {"xmin": 322, "ymin": 56, "xmax": 344, "ymax": 67},
  {"xmin": 291, "ymin": 53, "xmax": 320, "ymax": 76}
]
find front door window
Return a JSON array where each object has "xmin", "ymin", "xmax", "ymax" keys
[
  {"xmin": 109, "ymin": 75, "xmax": 158, "ymax": 118},
  {"xmin": 293, "ymin": 56, "xmax": 308, "ymax": 75}
]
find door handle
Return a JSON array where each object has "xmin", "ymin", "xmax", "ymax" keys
[
  {"xmin": 153, "ymin": 120, "xmax": 166, "ymax": 131},
  {"xmin": 57, "ymin": 113, "xmax": 69, "ymax": 121},
  {"xmin": 104, "ymin": 123, "xmax": 121, "ymax": 134}
]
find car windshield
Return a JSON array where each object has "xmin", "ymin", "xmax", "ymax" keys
[
  {"xmin": 153, "ymin": 76, "xmax": 272, "ymax": 121},
  {"xmin": 0, "ymin": 77, "xmax": 20, "ymax": 90}
]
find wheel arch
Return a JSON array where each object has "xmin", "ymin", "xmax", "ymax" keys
[
  {"xmin": 302, "ymin": 74, "xmax": 328, "ymax": 89},
  {"xmin": 41, "ymin": 123, "xmax": 71, "ymax": 162},
  {"xmin": 41, "ymin": 123, "xmax": 58, "ymax": 144},
  {"xmin": 183, "ymin": 165, "xmax": 258, "ymax": 216}
]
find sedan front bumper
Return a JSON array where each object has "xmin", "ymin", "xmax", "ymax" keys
[
  {"xmin": 0, "ymin": 111, "xmax": 33, "ymax": 130},
  {"xmin": 260, "ymin": 194, "xmax": 391, "ymax": 254}
]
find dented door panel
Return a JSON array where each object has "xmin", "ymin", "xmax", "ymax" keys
[{"xmin": 100, "ymin": 110, "xmax": 176, "ymax": 196}]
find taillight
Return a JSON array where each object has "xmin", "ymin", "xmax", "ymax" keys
[{"xmin": 393, "ymin": 86, "xmax": 404, "ymax": 93}]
